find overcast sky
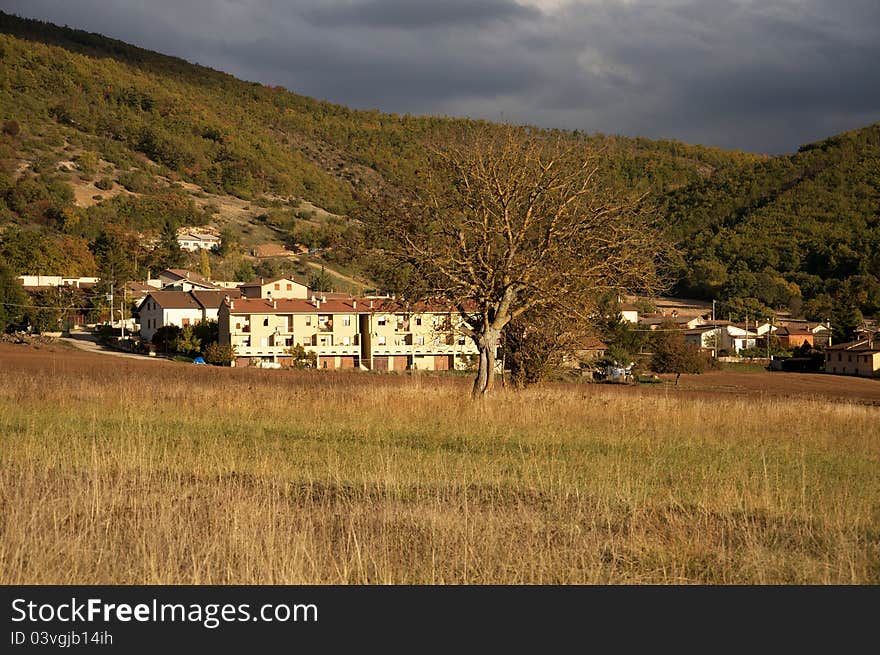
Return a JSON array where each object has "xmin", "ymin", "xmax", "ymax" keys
[{"xmin": 7, "ymin": 0, "xmax": 880, "ymax": 153}]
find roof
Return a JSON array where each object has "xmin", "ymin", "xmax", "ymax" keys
[
  {"xmin": 684, "ymin": 326, "xmax": 719, "ymax": 334},
  {"xmin": 143, "ymin": 289, "xmax": 241, "ymax": 311},
  {"xmin": 776, "ymin": 325, "xmax": 813, "ymax": 336},
  {"xmin": 190, "ymin": 289, "xmax": 241, "ymax": 309},
  {"xmin": 638, "ymin": 316, "xmax": 697, "ymax": 326},
  {"xmin": 241, "ymin": 277, "xmax": 306, "ymax": 288},
  {"xmin": 825, "ymin": 339, "xmax": 880, "ymax": 352},
  {"xmin": 579, "ymin": 337, "xmax": 608, "ymax": 350},
  {"xmin": 160, "ymin": 268, "xmax": 218, "ymax": 289},
  {"xmin": 224, "ymin": 295, "xmax": 462, "ymax": 315},
  {"xmin": 142, "ymin": 291, "xmax": 202, "ymax": 310}
]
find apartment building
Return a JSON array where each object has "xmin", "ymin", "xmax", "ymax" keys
[{"xmin": 218, "ymin": 296, "xmax": 478, "ymax": 370}]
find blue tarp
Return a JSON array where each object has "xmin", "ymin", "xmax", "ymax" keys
[{"xmin": 192, "ymin": 356, "xmax": 206, "ymax": 364}]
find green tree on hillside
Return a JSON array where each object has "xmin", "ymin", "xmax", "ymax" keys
[{"xmin": 0, "ymin": 258, "xmax": 28, "ymax": 331}]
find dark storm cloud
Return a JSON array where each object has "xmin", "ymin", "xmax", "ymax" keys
[
  {"xmin": 300, "ymin": 0, "xmax": 539, "ymax": 29},
  {"xmin": 5, "ymin": 1, "xmax": 880, "ymax": 153}
]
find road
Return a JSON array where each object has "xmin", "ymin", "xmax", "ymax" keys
[{"xmin": 60, "ymin": 330, "xmax": 161, "ymax": 361}]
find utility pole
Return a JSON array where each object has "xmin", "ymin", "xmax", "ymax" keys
[
  {"xmin": 108, "ymin": 282, "xmax": 114, "ymax": 327},
  {"xmin": 120, "ymin": 284, "xmax": 126, "ymax": 340}
]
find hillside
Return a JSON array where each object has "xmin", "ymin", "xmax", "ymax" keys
[
  {"xmin": 0, "ymin": 11, "xmax": 758, "ymax": 289},
  {"xmin": 665, "ymin": 123, "xmax": 880, "ymax": 333},
  {"xmin": 1, "ymin": 11, "xmax": 878, "ymax": 336}
]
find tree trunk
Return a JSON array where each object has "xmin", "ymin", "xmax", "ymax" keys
[{"xmin": 471, "ymin": 328, "xmax": 500, "ymax": 399}]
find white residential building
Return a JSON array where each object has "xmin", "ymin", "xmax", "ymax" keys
[{"xmin": 138, "ymin": 290, "xmax": 240, "ymax": 341}]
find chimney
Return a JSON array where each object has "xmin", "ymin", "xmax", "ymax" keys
[
  {"xmin": 369, "ymin": 299, "xmax": 374, "ymax": 309},
  {"xmin": 315, "ymin": 299, "xmax": 321, "ymax": 309},
  {"xmin": 229, "ymin": 299, "xmax": 234, "ymax": 310},
  {"xmin": 352, "ymin": 300, "xmax": 357, "ymax": 309},
  {"xmin": 311, "ymin": 294, "xmax": 316, "ymax": 303},
  {"xmin": 321, "ymin": 294, "xmax": 326, "ymax": 303},
  {"xmin": 272, "ymin": 299, "xmax": 277, "ymax": 309}
]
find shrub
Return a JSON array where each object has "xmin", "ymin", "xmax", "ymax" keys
[
  {"xmin": 204, "ymin": 342, "xmax": 236, "ymax": 365},
  {"xmin": 285, "ymin": 344, "xmax": 317, "ymax": 369},
  {"xmin": 95, "ymin": 177, "xmax": 114, "ymax": 191}
]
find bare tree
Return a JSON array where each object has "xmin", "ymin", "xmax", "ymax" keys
[{"xmin": 365, "ymin": 127, "xmax": 666, "ymax": 398}]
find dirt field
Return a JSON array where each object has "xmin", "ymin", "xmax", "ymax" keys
[{"xmin": 664, "ymin": 370, "xmax": 880, "ymax": 405}]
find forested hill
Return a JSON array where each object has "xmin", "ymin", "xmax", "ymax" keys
[
  {"xmin": 666, "ymin": 123, "xmax": 880, "ymax": 329},
  {"xmin": 0, "ymin": 11, "xmax": 877, "ymax": 331}
]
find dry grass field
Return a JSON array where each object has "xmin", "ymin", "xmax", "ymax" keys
[{"xmin": 0, "ymin": 344, "xmax": 878, "ymax": 584}]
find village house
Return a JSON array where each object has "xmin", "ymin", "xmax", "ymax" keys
[
  {"xmin": 218, "ymin": 295, "xmax": 478, "ymax": 370},
  {"xmin": 138, "ymin": 289, "xmax": 240, "ymax": 342},
  {"xmin": 824, "ymin": 339, "xmax": 880, "ymax": 377},
  {"xmin": 683, "ymin": 322, "xmax": 760, "ymax": 354},
  {"xmin": 18, "ymin": 275, "xmax": 100, "ymax": 290},
  {"xmin": 619, "ymin": 304, "xmax": 639, "ymax": 324},
  {"xmin": 157, "ymin": 268, "xmax": 219, "ymax": 292},
  {"xmin": 176, "ymin": 229, "xmax": 221, "ymax": 252},
  {"xmin": 238, "ymin": 277, "xmax": 309, "ymax": 300},
  {"xmin": 774, "ymin": 325, "xmax": 815, "ymax": 349}
]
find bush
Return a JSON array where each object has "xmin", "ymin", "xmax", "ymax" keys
[
  {"xmin": 95, "ymin": 177, "xmax": 114, "ymax": 190},
  {"xmin": 285, "ymin": 344, "xmax": 316, "ymax": 369},
  {"xmin": 204, "ymin": 342, "xmax": 235, "ymax": 365}
]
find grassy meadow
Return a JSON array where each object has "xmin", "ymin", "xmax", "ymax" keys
[{"xmin": 0, "ymin": 346, "xmax": 878, "ymax": 584}]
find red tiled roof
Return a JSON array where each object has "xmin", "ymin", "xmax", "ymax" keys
[{"xmin": 225, "ymin": 295, "xmax": 463, "ymax": 315}]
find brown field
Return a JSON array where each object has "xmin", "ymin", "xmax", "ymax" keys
[{"xmin": 0, "ymin": 344, "xmax": 878, "ymax": 584}]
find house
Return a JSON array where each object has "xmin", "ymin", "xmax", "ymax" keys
[
  {"xmin": 619, "ymin": 304, "xmax": 639, "ymax": 324},
  {"xmin": 774, "ymin": 325, "xmax": 815, "ymax": 349},
  {"xmin": 683, "ymin": 323, "xmax": 758, "ymax": 354},
  {"xmin": 18, "ymin": 275, "xmax": 100, "ymax": 289},
  {"xmin": 239, "ymin": 277, "xmax": 309, "ymax": 300},
  {"xmin": 218, "ymin": 295, "xmax": 478, "ymax": 370},
  {"xmin": 176, "ymin": 229, "xmax": 221, "ymax": 252},
  {"xmin": 573, "ymin": 337, "xmax": 608, "ymax": 362},
  {"xmin": 138, "ymin": 289, "xmax": 240, "ymax": 342},
  {"xmin": 824, "ymin": 339, "xmax": 880, "ymax": 377},
  {"xmin": 157, "ymin": 268, "xmax": 219, "ymax": 292}
]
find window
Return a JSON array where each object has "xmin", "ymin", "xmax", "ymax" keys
[
  {"xmin": 263, "ymin": 318, "xmax": 269, "ymax": 327},
  {"xmin": 274, "ymin": 283, "xmax": 280, "ymax": 290},
  {"xmin": 415, "ymin": 317, "xmax": 422, "ymax": 326},
  {"xmin": 378, "ymin": 317, "xmax": 386, "ymax": 326},
  {"xmin": 342, "ymin": 336, "xmax": 350, "ymax": 346},
  {"xmin": 417, "ymin": 336, "xmax": 425, "ymax": 345},
  {"xmin": 182, "ymin": 318, "xmax": 190, "ymax": 326},
  {"xmin": 343, "ymin": 317, "xmax": 351, "ymax": 327},
  {"xmin": 305, "ymin": 317, "xmax": 312, "ymax": 326},
  {"xmin": 377, "ymin": 336, "xmax": 386, "ymax": 346},
  {"xmin": 286, "ymin": 284, "xmax": 292, "ymax": 291}
]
